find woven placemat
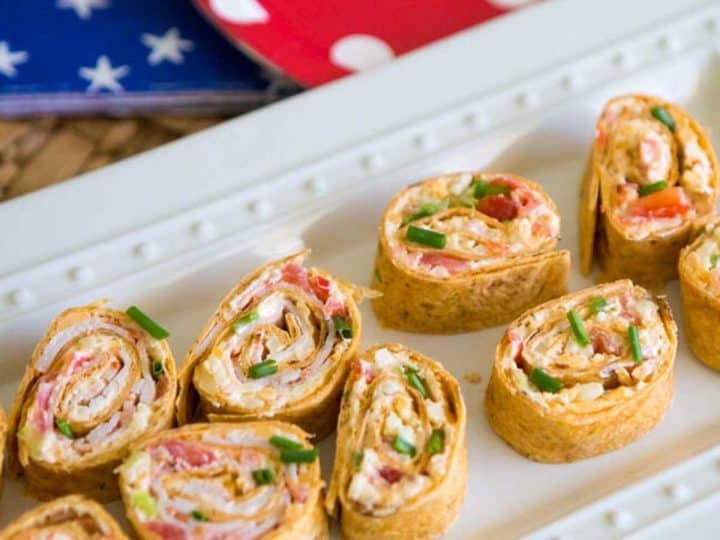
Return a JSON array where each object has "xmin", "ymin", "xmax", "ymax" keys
[{"xmin": 0, "ymin": 116, "xmax": 226, "ymax": 201}]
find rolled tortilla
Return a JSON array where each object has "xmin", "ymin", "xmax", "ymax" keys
[
  {"xmin": 679, "ymin": 215, "xmax": 720, "ymax": 370},
  {"xmin": 117, "ymin": 421, "xmax": 327, "ymax": 540},
  {"xmin": 8, "ymin": 301, "xmax": 177, "ymax": 501},
  {"xmin": 580, "ymin": 94, "xmax": 718, "ymax": 290},
  {"xmin": 176, "ymin": 251, "xmax": 364, "ymax": 440},
  {"xmin": 0, "ymin": 494, "xmax": 129, "ymax": 539},
  {"xmin": 326, "ymin": 344, "xmax": 467, "ymax": 540},
  {"xmin": 485, "ymin": 280, "xmax": 676, "ymax": 462},
  {"xmin": 371, "ymin": 172, "xmax": 570, "ymax": 333}
]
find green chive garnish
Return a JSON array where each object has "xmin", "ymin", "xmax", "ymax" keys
[
  {"xmin": 590, "ymin": 296, "xmax": 608, "ymax": 314},
  {"xmin": 332, "ymin": 315, "xmax": 353, "ymax": 340},
  {"xmin": 151, "ymin": 359, "xmax": 164, "ymax": 381},
  {"xmin": 252, "ymin": 468, "xmax": 275, "ymax": 486},
  {"xmin": 629, "ymin": 325, "xmax": 643, "ymax": 363},
  {"xmin": 529, "ymin": 367, "xmax": 564, "ymax": 393},
  {"xmin": 126, "ymin": 306, "xmax": 170, "ymax": 339},
  {"xmin": 428, "ymin": 429, "xmax": 445, "ymax": 455},
  {"xmin": 638, "ymin": 180, "xmax": 668, "ymax": 197},
  {"xmin": 473, "ymin": 179, "xmax": 488, "ymax": 199},
  {"xmin": 233, "ymin": 309, "xmax": 259, "ymax": 332},
  {"xmin": 406, "ymin": 226, "xmax": 447, "ymax": 249},
  {"xmin": 132, "ymin": 491, "xmax": 158, "ymax": 519},
  {"xmin": 190, "ymin": 509, "xmax": 208, "ymax": 522},
  {"xmin": 567, "ymin": 309, "xmax": 590, "ymax": 347},
  {"xmin": 402, "ymin": 200, "xmax": 449, "ymax": 225},
  {"xmin": 248, "ymin": 360, "xmax": 277, "ymax": 379},
  {"xmin": 55, "ymin": 418, "xmax": 74, "ymax": 439},
  {"xmin": 651, "ymin": 105, "xmax": 676, "ymax": 132},
  {"xmin": 352, "ymin": 450, "xmax": 363, "ymax": 470},
  {"xmin": 711, "ymin": 253, "xmax": 719, "ymax": 270},
  {"xmin": 280, "ymin": 448, "xmax": 318, "ymax": 463},
  {"xmin": 391, "ymin": 435, "xmax": 416, "ymax": 457},
  {"xmin": 405, "ymin": 369, "xmax": 428, "ymax": 398},
  {"xmin": 269, "ymin": 435, "xmax": 302, "ymax": 451}
]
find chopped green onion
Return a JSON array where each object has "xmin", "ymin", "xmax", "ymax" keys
[
  {"xmin": 629, "ymin": 325, "xmax": 643, "ymax": 363},
  {"xmin": 55, "ymin": 418, "xmax": 74, "ymax": 439},
  {"xmin": 590, "ymin": 296, "xmax": 608, "ymax": 314},
  {"xmin": 473, "ymin": 179, "xmax": 488, "ymax": 198},
  {"xmin": 406, "ymin": 226, "xmax": 447, "ymax": 249},
  {"xmin": 428, "ymin": 429, "xmax": 445, "ymax": 455},
  {"xmin": 248, "ymin": 360, "xmax": 277, "ymax": 379},
  {"xmin": 529, "ymin": 367, "xmax": 564, "ymax": 393},
  {"xmin": 332, "ymin": 315, "xmax": 353, "ymax": 340},
  {"xmin": 405, "ymin": 369, "xmax": 428, "ymax": 398},
  {"xmin": 269, "ymin": 435, "xmax": 302, "ymax": 451},
  {"xmin": 151, "ymin": 359, "xmax": 164, "ymax": 381},
  {"xmin": 474, "ymin": 179, "xmax": 510, "ymax": 199},
  {"xmin": 651, "ymin": 105, "xmax": 676, "ymax": 132},
  {"xmin": 190, "ymin": 509, "xmax": 208, "ymax": 522},
  {"xmin": 402, "ymin": 200, "xmax": 449, "ymax": 225},
  {"xmin": 132, "ymin": 491, "xmax": 158, "ymax": 519},
  {"xmin": 567, "ymin": 309, "xmax": 590, "ymax": 347},
  {"xmin": 638, "ymin": 180, "xmax": 668, "ymax": 197},
  {"xmin": 391, "ymin": 435, "xmax": 416, "ymax": 457},
  {"xmin": 450, "ymin": 191, "xmax": 477, "ymax": 208},
  {"xmin": 126, "ymin": 306, "xmax": 170, "ymax": 339},
  {"xmin": 252, "ymin": 468, "xmax": 275, "ymax": 486},
  {"xmin": 233, "ymin": 309, "xmax": 259, "ymax": 332},
  {"xmin": 711, "ymin": 253, "xmax": 719, "ymax": 270},
  {"xmin": 352, "ymin": 450, "xmax": 364, "ymax": 470},
  {"xmin": 280, "ymin": 448, "xmax": 318, "ymax": 464}
]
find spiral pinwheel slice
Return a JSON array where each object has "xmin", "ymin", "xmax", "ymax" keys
[
  {"xmin": 117, "ymin": 422, "xmax": 327, "ymax": 540},
  {"xmin": 176, "ymin": 251, "xmax": 364, "ymax": 439},
  {"xmin": 326, "ymin": 344, "xmax": 467, "ymax": 540},
  {"xmin": 0, "ymin": 495, "xmax": 128, "ymax": 540},
  {"xmin": 679, "ymin": 215, "xmax": 720, "ymax": 370},
  {"xmin": 371, "ymin": 172, "xmax": 570, "ymax": 333},
  {"xmin": 580, "ymin": 94, "xmax": 719, "ymax": 289},
  {"xmin": 485, "ymin": 279, "xmax": 676, "ymax": 462},
  {"xmin": 8, "ymin": 301, "xmax": 177, "ymax": 501}
]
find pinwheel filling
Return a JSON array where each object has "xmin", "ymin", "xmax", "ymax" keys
[{"xmin": 684, "ymin": 224, "xmax": 720, "ymax": 293}]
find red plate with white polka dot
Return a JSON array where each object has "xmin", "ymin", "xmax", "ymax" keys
[{"xmin": 193, "ymin": 0, "xmax": 538, "ymax": 87}]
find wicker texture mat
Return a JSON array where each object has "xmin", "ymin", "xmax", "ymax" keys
[{"xmin": 0, "ymin": 116, "xmax": 225, "ymax": 201}]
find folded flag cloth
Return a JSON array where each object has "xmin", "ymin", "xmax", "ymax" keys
[{"xmin": 0, "ymin": 0, "xmax": 295, "ymax": 116}]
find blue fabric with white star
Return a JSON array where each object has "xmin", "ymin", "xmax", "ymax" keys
[{"xmin": 0, "ymin": 0, "xmax": 285, "ymax": 114}]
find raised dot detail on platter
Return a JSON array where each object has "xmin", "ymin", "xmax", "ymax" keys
[
  {"xmin": 464, "ymin": 110, "xmax": 489, "ymax": 129},
  {"xmin": 361, "ymin": 152, "xmax": 384, "ymax": 172},
  {"xmin": 68, "ymin": 265, "xmax": 95, "ymax": 284},
  {"xmin": 613, "ymin": 51, "xmax": 635, "ymax": 70},
  {"xmin": 706, "ymin": 17, "xmax": 718, "ymax": 34},
  {"xmin": 8, "ymin": 288, "xmax": 33, "ymax": 308},
  {"xmin": 562, "ymin": 74, "xmax": 584, "ymax": 92},
  {"xmin": 248, "ymin": 199, "xmax": 273, "ymax": 217},
  {"xmin": 304, "ymin": 176, "xmax": 327, "ymax": 195},
  {"xmin": 134, "ymin": 241, "xmax": 159, "ymax": 260},
  {"xmin": 664, "ymin": 483, "xmax": 691, "ymax": 501},
  {"xmin": 190, "ymin": 220, "xmax": 216, "ymax": 240},
  {"xmin": 413, "ymin": 132, "xmax": 437, "ymax": 152},
  {"xmin": 516, "ymin": 92, "xmax": 538, "ymax": 110},
  {"xmin": 606, "ymin": 509, "xmax": 633, "ymax": 529},
  {"xmin": 549, "ymin": 535, "xmax": 573, "ymax": 540},
  {"xmin": 658, "ymin": 35, "xmax": 681, "ymax": 53}
]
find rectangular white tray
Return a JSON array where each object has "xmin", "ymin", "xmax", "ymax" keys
[{"xmin": 1, "ymin": 0, "xmax": 719, "ymax": 537}]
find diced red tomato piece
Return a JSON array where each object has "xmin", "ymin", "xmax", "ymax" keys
[
  {"xmin": 146, "ymin": 521, "xmax": 186, "ymax": 540},
  {"xmin": 354, "ymin": 360, "xmax": 375, "ymax": 382},
  {"xmin": 379, "ymin": 465, "xmax": 403, "ymax": 484},
  {"xmin": 160, "ymin": 440, "xmax": 215, "ymax": 467},
  {"xmin": 281, "ymin": 263, "xmax": 312, "ymax": 294},
  {"xmin": 627, "ymin": 187, "xmax": 692, "ymax": 218},
  {"xmin": 476, "ymin": 195, "xmax": 519, "ymax": 221},
  {"xmin": 419, "ymin": 253, "xmax": 469, "ymax": 273},
  {"xmin": 311, "ymin": 275, "xmax": 331, "ymax": 302},
  {"xmin": 589, "ymin": 327, "xmax": 620, "ymax": 356}
]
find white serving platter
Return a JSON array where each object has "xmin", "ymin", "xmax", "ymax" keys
[{"xmin": 1, "ymin": 0, "xmax": 719, "ymax": 538}]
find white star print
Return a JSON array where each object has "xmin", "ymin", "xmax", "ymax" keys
[
  {"xmin": 56, "ymin": 0, "xmax": 109, "ymax": 20},
  {"xmin": 78, "ymin": 55, "xmax": 129, "ymax": 93},
  {"xmin": 141, "ymin": 27, "xmax": 194, "ymax": 65},
  {"xmin": 0, "ymin": 42, "xmax": 29, "ymax": 78}
]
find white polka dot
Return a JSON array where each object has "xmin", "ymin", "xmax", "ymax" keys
[
  {"xmin": 487, "ymin": 0, "xmax": 536, "ymax": 8},
  {"xmin": 210, "ymin": 0, "xmax": 269, "ymax": 24},
  {"xmin": 330, "ymin": 34, "xmax": 395, "ymax": 72}
]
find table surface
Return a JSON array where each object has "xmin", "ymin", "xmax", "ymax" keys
[{"xmin": 0, "ymin": 116, "xmax": 226, "ymax": 202}]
